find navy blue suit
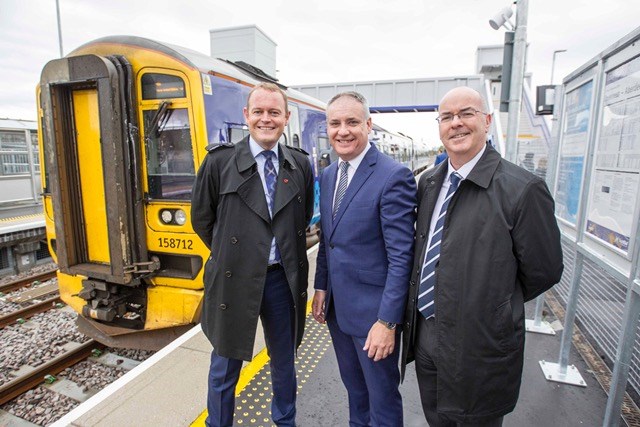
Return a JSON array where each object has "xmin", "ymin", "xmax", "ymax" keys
[{"xmin": 315, "ymin": 144, "xmax": 416, "ymax": 426}]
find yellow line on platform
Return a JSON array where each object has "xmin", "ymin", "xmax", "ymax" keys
[{"xmin": 191, "ymin": 298, "xmax": 315, "ymax": 426}]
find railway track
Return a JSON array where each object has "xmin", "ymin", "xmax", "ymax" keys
[
  {"xmin": 0, "ymin": 340, "xmax": 101, "ymax": 406},
  {"xmin": 0, "ymin": 268, "xmax": 57, "ymax": 295},
  {"xmin": 0, "ymin": 295, "xmax": 61, "ymax": 329}
]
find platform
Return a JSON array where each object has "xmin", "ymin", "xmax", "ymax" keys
[{"xmin": 51, "ymin": 238, "xmax": 625, "ymax": 427}]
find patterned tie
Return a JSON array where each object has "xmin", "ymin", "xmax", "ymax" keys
[
  {"xmin": 418, "ymin": 172, "xmax": 462, "ymax": 319},
  {"xmin": 333, "ymin": 161, "xmax": 350, "ymax": 220},
  {"xmin": 262, "ymin": 151, "xmax": 277, "ymax": 216},
  {"xmin": 261, "ymin": 151, "xmax": 280, "ymax": 262}
]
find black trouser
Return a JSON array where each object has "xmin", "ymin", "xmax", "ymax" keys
[{"xmin": 414, "ymin": 315, "xmax": 504, "ymax": 427}]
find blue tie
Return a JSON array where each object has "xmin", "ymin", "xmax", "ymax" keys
[
  {"xmin": 261, "ymin": 151, "xmax": 280, "ymax": 263},
  {"xmin": 418, "ymin": 172, "xmax": 462, "ymax": 319},
  {"xmin": 333, "ymin": 161, "xmax": 349, "ymax": 221}
]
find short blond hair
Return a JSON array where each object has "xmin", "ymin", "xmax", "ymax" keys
[{"xmin": 246, "ymin": 82, "xmax": 289, "ymax": 114}]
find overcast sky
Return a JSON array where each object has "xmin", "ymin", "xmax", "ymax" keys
[{"xmin": 1, "ymin": 0, "xmax": 638, "ymax": 147}]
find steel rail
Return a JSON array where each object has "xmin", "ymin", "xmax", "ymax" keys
[
  {"xmin": 0, "ymin": 269, "xmax": 58, "ymax": 294},
  {"xmin": 0, "ymin": 339, "xmax": 100, "ymax": 405},
  {"xmin": 0, "ymin": 295, "xmax": 61, "ymax": 329}
]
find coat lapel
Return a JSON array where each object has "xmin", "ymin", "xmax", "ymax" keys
[
  {"xmin": 234, "ymin": 138, "xmax": 271, "ymax": 223},
  {"xmin": 422, "ymin": 163, "xmax": 447, "ymax": 228},
  {"xmin": 322, "ymin": 162, "xmax": 338, "ymax": 231},
  {"xmin": 272, "ymin": 145, "xmax": 300, "ymax": 218},
  {"xmin": 416, "ymin": 163, "xmax": 447, "ymax": 263},
  {"xmin": 330, "ymin": 145, "xmax": 377, "ymax": 238}
]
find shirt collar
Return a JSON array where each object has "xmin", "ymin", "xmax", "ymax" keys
[
  {"xmin": 446, "ymin": 144, "xmax": 486, "ymax": 180},
  {"xmin": 249, "ymin": 137, "xmax": 279, "ymax": 160},
  {"xmin": 338, "ymin": 142, "xmax": 371, "ymax": 171}
]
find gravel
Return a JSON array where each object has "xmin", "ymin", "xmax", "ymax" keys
[
  {"xmin": 0, "ymin": 309, "xmax": 89, "ymax": 386},
  {"xmin": 0, "ymin": 276, "xmax": 59, "ymax": 316},
  {"xmin": 0, "ymin": 262, "xmax": 57, "ymax": 287},
  {"xmin": 0, "ymin": 264, "xmax": 159, "ymax": 426},
  {"xmin": 1, "ymin": 386, "xmax": 78, "ymax": 426}
]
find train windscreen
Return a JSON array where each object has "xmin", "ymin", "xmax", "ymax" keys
[{"xmin": 143, "ymin": 108, "xmax": 195, "ymax": 200}]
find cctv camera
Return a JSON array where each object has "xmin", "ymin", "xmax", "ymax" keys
[{"xmin": 489, "ymin": 6, "xmax": 514, "ymax": 30}]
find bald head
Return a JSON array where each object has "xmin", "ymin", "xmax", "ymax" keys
[{"xmin": 439, "ymin": 87, "xmax": 486, "ymax": 112}]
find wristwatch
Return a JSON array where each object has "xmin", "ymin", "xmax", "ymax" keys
[{"xmin": 377, "ymin": 318, "xmax": 397, "ymax": 330}]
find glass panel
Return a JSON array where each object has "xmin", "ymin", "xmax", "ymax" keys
[
  {"xmin": 141, "ymin": 73, "xmax": 186, "ymax": 100},
  {"xmin": 228, "ymin": 126, "xmax": 249, "ymax": 144},
  {"xmin": 317, "ymin": 135, "xmax": 336, "ymax": 174},
  {"xmin": 0, "ymin": 153, "xmax": 30, "ymax": 175},
  {"xmin": 144, "ymin": 108, "xmax": 195, "ymax": 200},
  {"xmin": 0, "ymin": 131, "xmax": 28, "ymax": 151}
]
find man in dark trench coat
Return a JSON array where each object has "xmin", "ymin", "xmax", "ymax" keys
[
  {"xmin": 191, "ymin": 82, "xmax": 314, "ymax": 427},
  {"xmin": 402, "ymin": 87, "xmax": 564, "ymax": 426}
]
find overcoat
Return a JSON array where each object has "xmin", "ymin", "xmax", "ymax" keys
[
  {"xmin": 191, "ymin": 136, "xmax": 314, "ymax": 361},
  {"xmin": 402, "ymin": 144, "xmax": 563, "ymax": 423}
]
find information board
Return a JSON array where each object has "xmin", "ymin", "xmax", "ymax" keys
[
  {"xmin": 585, "ymin": 55, "xmax": 640, "ymax": 255},
  {"xmin": 556, "ymin": 81, "xmax": 593, "ymax": 225}
]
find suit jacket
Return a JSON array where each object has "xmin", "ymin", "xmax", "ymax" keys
[
  {"xmin": 314, "ymin": 144, "xmax": 416, "ymax": 337},
  {"xmin": 402, "ymin": 144, "xmax": 563, "ymax": 423},
  {"xmin": 191, "ymin": 136, "xmax": 314, "ymax": 361}
]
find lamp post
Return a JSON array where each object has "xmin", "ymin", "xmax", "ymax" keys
[
  {"xmin": 56, "ymin": 0, "xmax": 64, "ymax": 57},
  {"xmin": 550, "ymin": 49, "xmax": 567, "ymax": 85},
  {"xmin": 504, "ymin": 0, "xmax": 528, "ymax": 163},
  {"xmin": 489, "ymin": 0, "xmax": 529, "ymax": 163}
]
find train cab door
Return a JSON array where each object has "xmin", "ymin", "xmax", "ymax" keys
[{"xmin": 39, "ymin": 54, "xmax": 151, "ymax": 286}]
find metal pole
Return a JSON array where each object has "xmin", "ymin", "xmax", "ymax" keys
[
  {"xmin": 558, "ymin": 253, "xmax": 583, "ymax": 371},
  {"xmin": 56, "ymin": 0, "xmax": 64, "ymax": 58},
  {"xmin": 525, "ymin": 49, "xmax": 567, "ymax": 336},
  {"xmin": 504, "ymin": 0, "xmax": 528, "ymax": 163},
  {"xmin": 550, "ymin": 49, "xmax": 567, "ymax": 85},
  {"xmin": 538, "ymin": 249, "xmax": 587, "ymax": 386},
  {"xmin": 603, "ymin": 281, "xmax": 640, "ymax": 426}
]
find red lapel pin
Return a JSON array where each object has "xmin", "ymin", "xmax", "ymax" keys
[{"xmin": 283, "ymin": 178, "xmax": 289, "ymax": 184}]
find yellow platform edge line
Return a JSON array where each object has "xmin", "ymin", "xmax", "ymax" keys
[
  {"xmin": 191, "ymin": 298, "xmax": 314, "ymax": 426},
  {"xmin": 0, "ymin": 213, "xmax": 44, "ymax": 223}
]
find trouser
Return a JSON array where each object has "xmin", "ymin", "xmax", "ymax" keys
[
  {"xmin": 327, "ymin": 309, "xmax": 403, "ymax": 427},
  {"xmin": 206, "ymin": 268, "xmax": 296, "ymax": 427},
  {"xmin": 414, "ymin": 315, "xmax": 504, "ymax": 427}
]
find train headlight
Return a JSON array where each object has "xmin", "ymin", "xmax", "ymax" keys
[
  {"xmin": 160, "ymin": 210, "xmax": 173, "ymax": 224},
  {"xmin": 174, "ymin": 209, "xmax": 187, "ymax": 225}
]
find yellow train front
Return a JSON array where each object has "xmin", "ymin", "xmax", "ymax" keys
[{"xmin": 37, "ymin": 36, "xmax": 326, "ymax": 350}]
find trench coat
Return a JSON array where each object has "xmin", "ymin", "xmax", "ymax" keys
[
  {"xmin": 191, "ymin": 136, "xmax": 314, "ymax": 361},
  {"xmin": 402, "ymin": 144, "xmax": 563, "ymax": 423}
]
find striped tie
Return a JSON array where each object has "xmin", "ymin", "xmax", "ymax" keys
[
  {"xmin": 418, "ymin": 172, "xmax": 462, "ymax": 319},
  {"xmin": 261, "ymin": 151, "xmax": 278, "ymax": 216},
  {"xmin": 333, "ymin": 161, "xmax": 349, "ymax": 221},
  {"xmin": 261, "ymin": 150, "xmax": 280, "ymax": 262}
]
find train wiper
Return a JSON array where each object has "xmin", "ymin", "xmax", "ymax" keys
[{"xmin": 146, "ymin": 101, "xmax": 172, "ymax": 139}]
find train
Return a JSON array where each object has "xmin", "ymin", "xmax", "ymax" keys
[{"xmin": 37, "ymin": 35, "xmax": 430, "ymax": 349}]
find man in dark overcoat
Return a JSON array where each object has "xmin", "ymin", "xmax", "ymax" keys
[
  {"xmin": 191, "ymin": 82, "xmax": 314, "ymax": 427},
  {"xmin": 402, "ymin": 87, "xmax": 564, "ymax": 426}
]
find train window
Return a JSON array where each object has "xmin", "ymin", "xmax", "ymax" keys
[
  {"xmin": 141, "ymin": 74, "xmax": 186, "ymax": 100},
  {"xmin": 228, "ymin": 125, "xmax": 249, "ymax": 144},
  {"xmin": 287, "ymin": 104, "xmax": 301, "ymax": 148},
  {"xmin": 143, "ymin": 108, "xmax": 195, "ymax": 200}
]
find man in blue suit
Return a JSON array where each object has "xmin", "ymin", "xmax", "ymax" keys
[{"xmin": 312, "ymin": 92, "xmax": 417, "ymax": 427}]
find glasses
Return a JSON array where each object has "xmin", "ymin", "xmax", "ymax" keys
[{"xmin": 436, "ymin": 108, "xmax": 487, "ymax": 124}]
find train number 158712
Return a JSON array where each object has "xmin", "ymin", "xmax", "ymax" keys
[{"xmin": 158, "ymin": 237, "xmax": 193, "ymax": 250}]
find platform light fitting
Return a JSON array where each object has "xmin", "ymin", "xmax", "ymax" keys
[{"xmin": 489, "ymin": 6, "xmax": 515, "ymax": 31}]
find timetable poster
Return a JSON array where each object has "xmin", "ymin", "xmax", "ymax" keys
[
  {"xmin": 585, "ymin": 55, "xmax": 640, "ymax": 255},
  {"xmin": 556, "ymin": 81, "xmax": 593, "ymax": 225}
]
